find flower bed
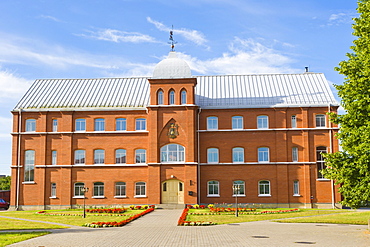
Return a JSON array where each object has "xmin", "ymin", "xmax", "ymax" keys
[
  {"xmin": 86, "ymin": 208, "xmax": 126, "ymax": 214},
  {"xmin": 83, "ymin": 208, "xmax": 155, "ymax": 228},
  {"xmin": 178, "ymin": 208, "xmax": 216, "ymax": 226},
  {"xmin": 188, "ymin": 208, "xmax": 299, "ymax": 215}
]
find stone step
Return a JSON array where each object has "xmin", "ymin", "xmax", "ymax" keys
[{"xmin": 156, "ymin": 204, "xmax": 186, "ymax": 210}]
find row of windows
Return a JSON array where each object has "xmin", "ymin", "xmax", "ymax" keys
[
  {"xmin": 207, "ymin": 180, "xmax": 300, "ymax": 197},
  {"xmin": 24, "ymin": 118, "xmax": 147, "ymax": 132},
  {"xmin": 157, "ymin": 89, "xmax": 187, "ymax": 105},
  {"xmin": 206, "ymin": 114, "xmax": 326, "ymax": 130}
]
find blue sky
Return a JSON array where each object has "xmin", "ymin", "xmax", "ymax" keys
[{"xmin": 0, "ymin": 0, "xmax": 358, "ymax": 175}]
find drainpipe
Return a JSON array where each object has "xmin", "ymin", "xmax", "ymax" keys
[
  {"xmin": 328, "ymin": 104, "xmax": 335, "ymax": 209},
  {"xmin": 197, "ymin": 108, "xmax": 202, "ymax": 204},
  {"xmin": 16, "ymin": 109, "xmax": 22, "ymax": 210}
]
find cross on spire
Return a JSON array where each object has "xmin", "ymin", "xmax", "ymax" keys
[{"xmin": 169, "ymin": 25, "xmax": 177, "ymax": 51}]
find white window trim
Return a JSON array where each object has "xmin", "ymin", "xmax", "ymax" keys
[
  {"xmin": 134, "ymin": 195, "xmax": 147, "ymax": 198},
  {"xmin": 72, "ymin": 196, "xmax": 85, "ymax": 199},
  {"xmin": 207, "ymin": 194, "xmax": 220, "ymax": 197},
  {"xmin": 114, "ymin": 196, "xmax": 127, "ymax": 199},
  {"xmin": 258, "ymin": 194, "xmax": 271, "ymax": 197},
  {"xmin": 92, "ymin": 196, "xmax": 105, "ymax": 199}
]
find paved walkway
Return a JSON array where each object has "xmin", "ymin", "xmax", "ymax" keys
[{"xmin": 3, "ymin": 209, "xmax": 370, "ymax": 246}]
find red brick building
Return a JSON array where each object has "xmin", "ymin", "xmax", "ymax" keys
[{"xmin": 10, "ymin": 52, "xmax": 340, "ymax": 210}]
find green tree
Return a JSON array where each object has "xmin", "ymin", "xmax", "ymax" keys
[
  {"xmin": 323, "ymin": 0, "xmax": 370, "ymax": 208},
  {"xmin": 0, "ymin": 176, "xmax": 11, "ymax": 190}
]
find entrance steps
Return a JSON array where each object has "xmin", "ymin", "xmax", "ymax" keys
[{"xmin": 157, "ymin": 204, "xmax": 186, "ymax": 210}]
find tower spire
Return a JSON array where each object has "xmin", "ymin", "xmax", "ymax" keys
[{"xmin": 169, "ymin": 25, "xmax": 177, "ymax": 51}]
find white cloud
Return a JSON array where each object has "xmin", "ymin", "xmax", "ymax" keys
[
  {"xmin": 38, "ymin": 15, "xmax": 63, "ymax": 23},
  {"xmin": 79, "ymin": 29, "xmax": 157, "ymax": 43},
  {"xmin": 147, "ymin": 17, "xmax": 209, "ymax": 49},
  {"xmin": 326, "ymin": 12, "xmax": 356, "ymax": 26},
  {"xmin": 0, "ymin": 70, "xmax": 32, "ymax": 101},
  {"xmin": 179, "ymin": 37, "xmax": 298, "ymax": 75}
]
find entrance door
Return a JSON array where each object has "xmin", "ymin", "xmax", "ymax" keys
[{"xmin": 162, "ymin": 179, "xmax": 184, "ymax": 204}]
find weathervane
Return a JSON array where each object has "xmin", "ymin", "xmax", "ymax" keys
[{"xmin": 169, "ymin": 25, "xmax": 177, "ymax": 51}]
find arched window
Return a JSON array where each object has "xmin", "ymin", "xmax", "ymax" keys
[
  {"xmin": 136, "ymin": 118, "xmax": 146, "ymax": 130},
  {"xmin": 115, "ymin": 182, "xmax": 126, "ymax": 197},
  {"xmin": 25, "ymin": 119, "xmax": 36, "ymax": 132},
  {"xmin": 94, "ymin": 149, "xmax": 105, "ymax": 164},
  {"xmin": 232, "ymin": 116, "xmax": 243, "ymax": 130},
  {"xmin": 316, "ymin": 114, "xmax": 326, "ymax": 127},
  {"xmin": 93, "ymin": 182, "xmax": 104, "ymax": 197},
  {"xmin": 207, "ymin": 116, "xmax": 218, "ymax": 130},
  {"xmin": 116, "ymin": 118, "xmax": 126, "ymax": 131},
  {"xmin": 116, "ymin": 149, "xmax": 126, "ymax": 164},
  {"xmin": 316, "ymin": 146, "xmax": 327, "ymax": 179},
  {"xmin": 52, "ymin": 150, "xmax": 57, "ymax": 165},
  {"xmin": 293, "ymin": 180, "xmax": 300, "ymax": 196},
  {"xmin": 233, "ymin": 180, "xmax": 245, "ymax": 196},
  {"xmin": 135, "ymin": 149, "xmax": 146, "ymax": 163},
  {"xmin": 257, "ymin": 115, "xmax": 268, "ymax": 129},
  {"xmin": 94, "ymin": 118, "xmax": 105, "ymax": 131},
  {"xmin": 207, "ymin": 148, "xmax": 219, "ymax": 163},
  {"xmin": 51, "ymin": 183, "xmax": 57, "ymax": 198},
  {"xmin": 157, "ymin": 90, "xmax": 164, "ymax": 105},
  {"xmin": 181, "ymin": 90, "xmax": 187, "ymax": 104},
  {"xmin": 161, "ymin": 144, "xmax": 185, "ymax": 162},
  {"xmin": 74, "ymin": 150, "xmax": 85, "ymax": 165},
  {"xmin": 24, "ymin": 150, "xmax": 35, "ymax": 182},
  {"xmin": 169, "ymin": 90, "xmax": 175, "ymax": 105},
  {"xmin": 258, "ymin": 147, "xmax": 269, "ymax": 163},
  {"xmin": 135, "ymin": 182, "xmax": 146, "ymax": 197},
  {"xmin": 258, "ymin": 180, "xmax": 270, "ymax": 196},
  {"xmin": 232, "ymin": 147, "xmax": 244, "ymax": 163},
  {"xmin": 207, "ymin": 181, "xmax": 219, "ymax": 196},
  {"xmin": 74, "ymin": 182, "xmax": 85, "ymax": 197},
  {"xmin": 75, "ymin": 119, "xmax": 86, "ymax": 131}
]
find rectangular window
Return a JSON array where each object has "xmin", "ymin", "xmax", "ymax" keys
[
  {"xmin": 52, "ymin": 119, "xmax": 58, "ymax": 132},
  {"xmin": 74, "ymin": 150, "xmax": 85, "ymax": 165},
  {"xmin": 115, "ymin": 182, "xmax": 126, "ymax": 197},
  {"xmin": 136, "ymin": 118, "xmax": 146, "ymax": 131},
  {"xmin": 232, "ymin": 116, "xmax": 243, "ymax": 130},
  {"xmin": 293, "ymin": 180, "xmax": 300, "ymax": 196},
  {"xmin": 25, "ymin": 119, "xmax": 36, "ymax": 132},
  {"xmin": 135, "ymin": 182, "xmax": 146, "ymax": 197},
  {"xmin": 258, "ymin": 147, "xmax": 269, "ymax": 163},
  {"xmin": 94, "ymin": 118, "xmax": 105, "ymax": 131},
  {"xmin": 51, "ymin": 183, "xmax": 57, "ymax": 198},
  {"xmin": 292, "ymin": 147, "xmax": 298, "ymax": 162},
  {"xmin": 116, "ymin": 118, "xmax": 127, "ymax": 131},
  {"xmin": 317, "ymin": 147, "xmax": 327, "ymax": 179},
  {"xmin": 291, "ymin": 115, "xmax": 297, "ymax": 128},
  {"xmin": 207, "ymin": 117, "xmax": 218, "ymax": 130},
  {"xmin": 207, "ymin": 181, "xmax": 219, "ymax": 196},
  {"xmin": 75, "ymin": 119, "xmax": 86, "ymax": 131},
  {"xmin": 52, "ymin": 150, "xmax": 57, "ymax": 165},
  {"xmin": 316, "ymin": 114, "xmax": 326, "ymax": 127},
  {"xmin": 24, "ymin": 150, "xmax": 35, "ymax": 182}
]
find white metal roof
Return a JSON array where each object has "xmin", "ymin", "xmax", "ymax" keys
[{"xmin": 13, "ymin": 73, "xmax": 338, "ymax": 111}]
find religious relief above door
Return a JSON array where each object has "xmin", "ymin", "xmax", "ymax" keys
[{"xmin": 167, "ymin": 123, "xmax": 179, "ymax": 139}]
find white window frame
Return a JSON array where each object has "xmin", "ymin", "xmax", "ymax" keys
[
  {"xmin": 136, "ymin": 118, "xmax": 146, "ymax": 131},
  {"xmin": 207, "ymin": 116, "xmax": 218, "ymax": 130},
  {"xmin": 293, "ymin": 180, "xmax": 300, "ymax": 196},
  {"xmin": 257, "ymin": 115, "xmax": 268, "ymax": 129},
  {"xmin": 74, "ymin": 182, "xmax": 85, "ymax": 198},
  {"xmin": 94, "ymin": 149, "xmax": 105, "ymax": 164},
  {"xmin": 207, "ymin": 180, "xmax": 220, "ymax": 197},
  {"xmin": 94, "ymin": 118, "xmax": 105, "ymax": 131},
  {"xmin": 115, "ymin": 149, "xmax": 126, "ymax": 164},
  {"xmin": 135, "ymin": 182, "xmax": 146, "ymax": 197},
  {"xmin": 316, "ymin": 114, "xmax": 326, "ymax": 128},
  {"xmin": 291, "ymin": 115, "xmax": 297, "ymax": 128},
  {"xmin": 115, "ymin": 182, "xmax": 126, "ymax": 198},
  {"xmin": 317, "ymin": 146, "xmax": 327, "ymax": 179},
  {"xmin": 181, "ymin": 90, "xmax": 187, "ymax": 104},
  {"xmin": 51, "ymin": 183, "xmax": 57, "ymax": 198},
  {"xmin": 135, "ymin": 149, "xmax": 146, "ymax": 163},
  {"xmin": 160, "ymin": 144, "xmax": 185, "ymax": 163},
  {"xmin": 25, "ymin": 119, "xmax": 36, "ymax": 132},
  {"xmin": 93, "ymin": 182, "xmax": 104, "ymax": 198},
  {"xmin": 207, "ymin": 148, "xmax": 219, "ymax": 163},
  {"xmin": 52, "ymin": 119, "xmax": 58, "ymax": 132},
  {"xmin": 258, "ymin": 147, "xmax": 269, "ymax": 163},
  {"xmin": 157, "ymin": 90, "xmax": 164, "ymax": 105},
  {"xmin": 116, "ymin": 118, "xmax": 127, "ymax": 131},
  {"xmin": 169, "ymin": 90, "xmax": 175, "ymax": 105},
  {"xmin": 233, "ymin": 180, "xmax": 245, "ymax": 196},
  {"xmin": 292, "ymin": 147, "xmax": 298, "ymax": 162},
  {"xmin": 24, "ymin": 150, "xmax": 35, "ymax": 182},
  {"xmin": 232, "ymin": 116, "xmax": 243, "ymax": 130},
  {"xmin": 52, "ymin": 150, "xmax": 57, "ymax": 165},
  {"xmin": 74, "ymin": 150, "xmax": 85, "ymax": 165},
  {"xmin": 258, "ymin": 180, "xmax": 271, "ymax": 196},
  {"xmin": 75, "ymin": 119, "xmax": 86, "ymax": 132},
  {"xmin": 232, "ymin": 147, "xmax": 244, "ymax": 163}
]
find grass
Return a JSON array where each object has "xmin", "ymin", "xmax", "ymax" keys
[
  {"xmin": 0, "ymin": 232, "xmax": 50, "ymax": 247},
  {"xmin": 0, "ymin": 209, "xmax": 148, "ymax": 228},
  {"xmin": 0, "ymin": 217, "xmax": 67, "ymax": 230},
  {"xmin": 186, "ymin": 208, "xmax": 360, "ymax": 225}
]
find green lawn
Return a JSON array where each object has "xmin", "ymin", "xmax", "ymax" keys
[
  {"xmin": 0, "ymin": 209, "xmax": 147, "ymax": 228},
  {"xmin": 186, "ymin": 208, "xmax": 364, "ymax": 225},
  {"xmin": 0, "ymin": 231, "xmax": 50, "ymax": 247}
]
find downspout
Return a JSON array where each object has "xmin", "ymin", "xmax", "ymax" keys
[
  {"xmin": 328, "ymin": 104, "xmax": 335, "ymax": 209},
  {"xmin": 197, "ymin": 108, "xmax": 202, "ymax": 204},
  {"xmin": 16, "ymin": 109, "xmax": 22, "ymax": 210}
]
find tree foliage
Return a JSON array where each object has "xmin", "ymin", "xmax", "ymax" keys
[
  {"xmin": 0, "ymin": 176, "xmax": 11, "ymax": 191},
  {"xmin": 322, "ymin": 0, "xmax": 370, "ymax": 208}
]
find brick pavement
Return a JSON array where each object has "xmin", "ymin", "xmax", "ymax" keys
[{"xmin": 4, "ymin": 209, "xmax": 370, "ymax": 247}]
